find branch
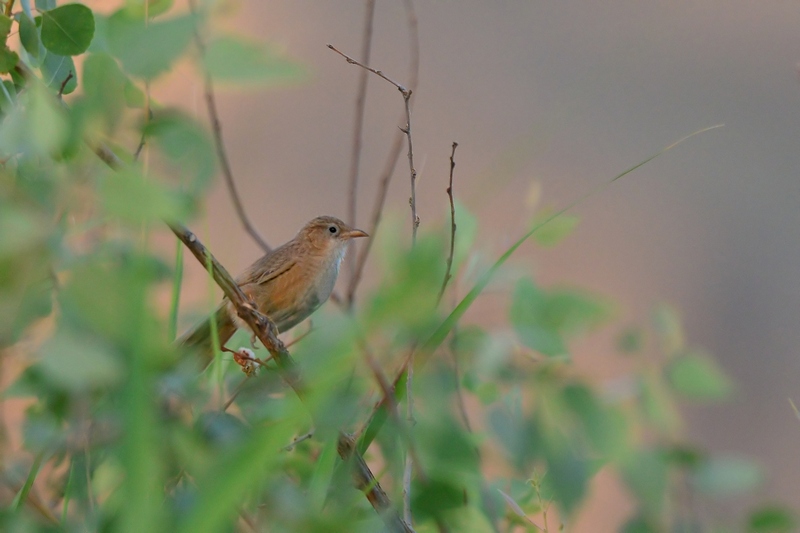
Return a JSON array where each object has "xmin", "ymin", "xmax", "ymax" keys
[
  {"xmin": 57, "ymin": 70, "xmax": 73, "ymax": 98},
  {"xmin": 345, "ymin": 0, "xmax": 377, "ymax": 281},
  {"xmin": 346, "ymin": 0, "xmax": 419, "ymax": 306},
  {"xmin": 187, "ymin": 0, "xmax": 272, "ymax": 254},
  {"xmin": 92, "ymin": 144, "xmax": 409, "ymax": 533},
  {"xmin": 437, "ymin": 142, "xmax": 458, "ymax": 304},
  {"xmin": 327, "ymin": 43, "xmax": 419, "ymax": 244}
]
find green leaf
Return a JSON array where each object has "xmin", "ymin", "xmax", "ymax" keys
[
  {"xmin": 100, "ymin": 168, "xmax": 191, "ymax": 224},
  {"xmin": 19, "ymin": 13, "xmax": 41, "ymax": 59},
  {"xmin": 40, "ymin": 4, "xmax": 95, "ymax": 56},
  {"xmin": 202, "ymin": 35, "xmax": 305, "ymax": 87},
  {"xmin": 144, "ymin": 112, "xmax": 217, "ymax": 189},
  {"xmin": 0, "ymin": 47, "xmax": 19, "ymax": 73},
  {"xmin": 125, "ymin": 0, "xmax": 174, "ymax": 18},
  {"xmin": 620, "ymin": 449, "xmax": 668, "ymax": 516},
  {"xmin": 748, "ymin": 506, "xmax": 797, "ymax": 533},
  {"xmin": 38, "ymin": 329, "xmax": 124, "ymax": 391},
  {"xmin": 510, "ymin": 278, "xmax": 610, "ymax": 357},
  {"xmin": 82, "ymin": 53, "xmax": 127, "ymax": 131},
  {"xmin": 41, "ymin": 52, "xmax": 78, "ymax": 94},
  {"xmin": 0, "ymin": 13, "xmax": 12, "ymax": 36},
  {"xmin": 691, "ymin": 455, "xmax": 762, "ymax": 497},
  {"xmin": 652, "ymin": 303, "xmax": 684, "ymax": 355},
  {"xmin": 35, "ymin": 0, "xmax": 56, "ymax": 9},
  {"xmin": 510, "ymin": 278, "xmax": 566, "ymax": 356},
  {"xmin": 0, "ymin": 14, "xmax": 19, "ymax": 73},
  {"xmin": 106, "ymin": 9, "xmax": 194, "ymax": 79},
  {"xmin": 666, "ymin": 351, "xmax": 733, "ymax": 401},
  {"xmin": 531, "ymin": 208, "xmax": 579, "ymax": 247}
]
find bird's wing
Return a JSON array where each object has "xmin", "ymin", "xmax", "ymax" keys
[{"xmin": 237, "ymin": 246, "xmax": 299, "ymax": 287}]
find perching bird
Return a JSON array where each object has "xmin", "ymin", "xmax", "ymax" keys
[{"xmin": 179, "ymin": 216, "xmax": 367, "ymax": 357}]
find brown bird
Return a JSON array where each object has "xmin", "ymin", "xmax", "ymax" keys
[{"xmin": 179, "ymin": 216, "xmax": 367, "ymax": 357}]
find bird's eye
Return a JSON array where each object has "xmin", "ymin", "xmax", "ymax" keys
[{"xmin": 328, "ymin": 225, "xmax": 338, "ymax": 234}]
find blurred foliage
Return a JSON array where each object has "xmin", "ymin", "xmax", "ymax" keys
[{"xmin": 0, "ymin": 1, "xmax": 794, "ymax": 532}]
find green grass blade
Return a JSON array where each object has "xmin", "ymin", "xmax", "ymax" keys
[{"xmin": 11, "ymin": 452, "xmax": 44, "ymax": 511}]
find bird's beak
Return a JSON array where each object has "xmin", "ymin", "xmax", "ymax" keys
[{"xmin": 343, "ymin": 228, "xmax": 369, "ymax": 239}]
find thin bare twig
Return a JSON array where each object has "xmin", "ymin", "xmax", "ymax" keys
[
  {"xmin": 345, "ymin": 0, "xmax": 377, "ymax": 281},
  {"xmin": 57, "ymin": 71, "xmax": 73, "ymax": 98},
  {"xmin": 327, "ymin": 43, "xmax": 419, "ymax": 244},
  {"xmin": 187, "ymin": 0, "xmax": 272, "ymax": 254},
  {"xmin": 283, "ymin": 430, "xmax": 315, "ymax": 452},
  {"xmin": 346, "ymin": 0, "xmax": 420, "ymax": 307},
  {"xmin": 403, "ymin": 358, "xmax": 415, "ymax": 527},
  {"xmin": 437, "ymin": 142, "xmax": 458, "ymax": 303}
]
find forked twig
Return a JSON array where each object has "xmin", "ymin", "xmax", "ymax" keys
[
  {"xmin": 187, "ymin": 0, "xmax": 272, "ymax": 254},
  {"xmin": 327, "ymin": 43, "xmax": 419, "ymax": 244}
]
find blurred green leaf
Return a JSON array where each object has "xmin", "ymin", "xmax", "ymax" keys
[
  {"xmin": 652, "ymin": 303, "xmax": 684, "ymax": 355},
  {"xmin": 531, "ymin": 207, "xmax": 579, "ymax": 247},
  {"xmin": 40, "ymin": 4, "xmax": 95, "ymax": 56},
  {"xmin": 621, "ymin": 513, "xmax": 660, "ymax": 533},
  {"xmin": 125, "ymin": 0, "xmax": 175, "ymax": 18},
  {"xmin": 562, "ymin": 383, "xmax": 629, "ymax": 459},
  {"xmin": 511, "ymin": 278, "xmax": 610, "ymax": 357},
  {"xmin": 666, "ymin": 351, "xmax": 733, "ymax": 401},
  {"xmin": 203, "ymin": 36, "xmax": 305, "ymax": 87},
  {"xmin": 19, "ymin": 13, "xmax": 40, "ymax": 59},
  {"xmin": 510, "ymin": 278, "xmax": 566, "ymax": 356},
  {"xmin": 35, "ymin": 0, "xmax": 56, "ymax": 9},
  {"xmin": 100, "ymin": 168, "xmax": 191, "ymax": 224},
  {"xmin": 107, "ymin": 9, "xmax": 194, "ymax": 79},
  {"xmin": 0, "ymin": 14, "xmax": 19, "ymax": 73},
  {"xmin": 40, "ymin": 52, "xmax": 78, "ymax": 94},
  {"xmin": 620, "ymin": 449, "xmax": 668, "ymax": 517},
  {"xmin": 638, "ymin": 372, "xmax": 681, "ymax": 433},
  {"xmin": 144, "ymin": 112, "xmax": 217, "ymax": 189},
  {"xmin": 0, "ymin": 81, "xmax": 69, "ymax": 156},
  {"xmin": 541, "ymin": 445, "xmax": 591, "ymax": 515},
  {"xmin": 365, "ymin": 234, "xmax": 445, "ymax": 337},
  {"xmin": 691, "ymin": 455, "xmax": 762, "ymax": 497},
  {"xmin": 412, "ymin": 477, "xmax": 465, "ymax": 520},
  {"xmin": 38, "ymin": 328, "xmax": 124, "ymax": 391},
  {"xmin": 82, "ymin": 53, "xmax": 128, "ymax": 132},
  {"xmin": 617, "ymin": 326, "xmax": 643, "ymax": 354},
  {"xmin": 748, "ymin": 506, "xmax": 797, "ymax": 533}
]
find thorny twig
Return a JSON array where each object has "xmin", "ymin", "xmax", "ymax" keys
[
  {"xmin": 437, "ymin": 142, "xmax": 459, "ymax": 304},
  {"xmin": 187, "ymin": 0, "xmax": 272, "ymax": 254},
  {"xmin": 346, "ymin": 0, "xmax": 419, "ymax": 307}
]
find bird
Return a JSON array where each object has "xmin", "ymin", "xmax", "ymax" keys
[{"xmin": 179, "ymin": 216, "xmax": 367, "ymax": 358}]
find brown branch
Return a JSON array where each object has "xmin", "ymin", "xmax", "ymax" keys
[
  {"xmin": 4, "ymin": 0, "xmax": 14, "ymax": 17},
  {"xmin": 187, "ymin": 0, "xmax": 272, "ymax": 254},
  {"xmin": 345, "ymin": 0, "xmax": 377, "ymax": 281},
  {"xmin": 344, "ymin": 0, "xmax": 420, "ymax": 306}
]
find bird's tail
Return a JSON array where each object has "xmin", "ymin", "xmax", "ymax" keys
[{"xmin": 177, "ymin": 302, "xmax": 237, "ymax": 360}]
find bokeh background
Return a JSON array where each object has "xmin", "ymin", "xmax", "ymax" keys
[{"xmin": 142, "ymin": 1, "xmax": 800, "ymax": 528}]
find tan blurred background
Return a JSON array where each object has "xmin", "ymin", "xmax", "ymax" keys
[{"xmin": 139, "ymin": 0, "xmax": 800, "ymax": 528}]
